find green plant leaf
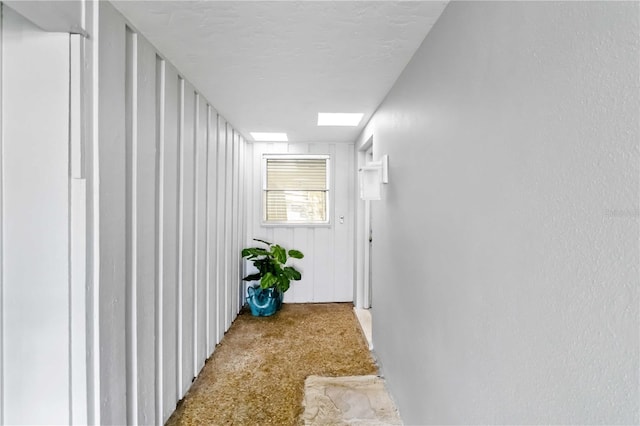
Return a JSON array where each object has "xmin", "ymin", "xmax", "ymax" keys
[
  {"xmin": 254, "ymin": 257, "xmax": 271, "ymax": 270},
  {"xmin": 241, "ymin": 247, "xmax": 269, "ymax": 259},
  {"xmin": 261, "ymin": 272, "xmax": 278, "ymax": 289},
  {"xmin": 278, "ymin": 276, "xmax": 291, "ymax": 293},
  {"xmin": 288, "ymin": 249, "xmax": 304, "ymax": 259},
  {"xmin": 283, "ymin": 266, "xmax": 302, "ymax": 281},
  {"xmin": 242, "ymin": 273, "xmax": 261, "ymax": 282},
  {"xmin": 272, "ymin": 245, "xmax": 287, "ymax": 264}
]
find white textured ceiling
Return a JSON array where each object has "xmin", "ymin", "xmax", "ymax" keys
[{"xmin": 112, "ymin": 1, "xmax": 448, "ymax": 143}]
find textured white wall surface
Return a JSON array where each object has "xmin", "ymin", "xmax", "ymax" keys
[
  {"xmin": 357, "ymin": 2, "xmax": 639, "ymax": 424},
  {"xmin": 1, "ymin": 7, "xmax": 74, "ymax": 424},
  {"xmin": 246, "ymin": 142, "xmax": 355, "ymax": 303}
]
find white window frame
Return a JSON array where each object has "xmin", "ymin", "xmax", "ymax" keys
[{"xmin": 261, "ymin": 154, "xmax": 331, "ymax": 226}]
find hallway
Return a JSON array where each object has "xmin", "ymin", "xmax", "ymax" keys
[
  {"xmin": 0, "ymin": 1, "xmax": 638, "ymax": 425},
  {"xmin": 165, "ymin": 303, "xmax": 378, "ymax": 425}
]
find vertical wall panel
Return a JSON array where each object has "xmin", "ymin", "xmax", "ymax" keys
[
  {"xmin": 1, "ymin": 9, "xmax": 5, "ymax": 422},
  {"xmin": 224, "ymin": 126, "xmax": 234, "ymax": 328},
  {"xmin": 243, "ymin": 142, "xmax": 255, "ymax": 301},
  {"xmin": 313, "ymin": 225, "xmax": 333, "ymax": 301},
  {"xmin": 98, "ymin": 3, "xmax": 127, "ymax": 423},
  {"xmin": 232, "ymin": 132, "xmax": 239, "ymax": 315},
  {"xmin": 194, "ymin": 94, "xmax": 208, "ymax": 373},
  {"xmin": 135, "ymin": 34, "xmax": 157, "ymax": 426},
  {"xmin": 333, "ymin": 143, "xmax": 354, "ymax": 301},
  {"xmin": 70, "ymin": 33, "xmax": 88, "ymax": 425},
  {"xmin": 215, "ymin": 116, "xmax": 227, "ymax": 342},
  {"xmin": 154, "ymin": 55, "xmax": 165, "ymax": 423},
  {"xmin": 161, "ymin": 63, "xmax": 180, "ymax": 422},
  {"xmin": 1, "ymin": 7, "xmax": 70, "ymax": 424},
  {"xmin": 124, "ymin": 27, "xmax": 138, "ymax": 425},
  {"xmin": 343, "ymin": 144, "xmax": 356, "ymax": 301},
  {"xmin": 176, "ymin": 77, "xmax": 185, "ymax": 396},
  {"xmin": 181, "ymin": 84, "xmax": 196, "ymax": 392},
  {"xmin": 85, "ymin": 1, "xmax": 100, "ymax": 422},
  {"xmin": 232, "ymin": 132, "xmax": 240, "ymax": 314},
  {"xmin": 205, "ymin": 107, "xmax": 218, "ymax": 354},
  {"xmin": 237, "ymin": 137, "xmax": 246, "ymax": 311}
]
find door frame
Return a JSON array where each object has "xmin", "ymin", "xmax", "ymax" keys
[{"xmin": 355, "ymin": 135, "xmax": 373, "ymax": 309}]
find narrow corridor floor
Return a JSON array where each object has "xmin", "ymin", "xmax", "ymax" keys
[{"xmin": 166, "ymin": 303, "xmax": 379, "ymax": 425}]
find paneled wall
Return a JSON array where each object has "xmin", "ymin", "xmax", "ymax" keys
[
  {"xmin": 246, "ymin": 142, "xmax": 355, "ymax": 303},
  {"xmin": 97, "ymin": 3, "xmax": 246, "ymax": 424}
]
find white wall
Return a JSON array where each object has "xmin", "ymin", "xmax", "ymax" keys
[
  {"xmin": 246, "ymin": 142, "xmax": 355, "ymax": 303},
  {"xmin": 0, "ymin": 6, "xmax": 78, "ymax": 424},
  {"xmin": 357, "ymin": 2, "xmax": 639, "ymax": 424},
  {"xmin": 96, "ymin": 2, "xmax": 247, "ymax": 424}
]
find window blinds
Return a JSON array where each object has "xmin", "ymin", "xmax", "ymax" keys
[{"xmin": 264, "ymin": 158, "xmax": 328, "ymax": 223}]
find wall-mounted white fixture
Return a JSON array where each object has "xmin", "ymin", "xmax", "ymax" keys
[{"xmin": 359, "ymin": 154, "xmax": 389, "ymax": 200}]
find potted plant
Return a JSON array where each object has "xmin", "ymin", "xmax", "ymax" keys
[{"xmin": 241, "ymin": 239, "xmax": 304, "ymax": 316}]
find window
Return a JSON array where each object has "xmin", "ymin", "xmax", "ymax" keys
[{"xmin": 263, "ymin": 155, "xmax": 330, "ymax": 224}]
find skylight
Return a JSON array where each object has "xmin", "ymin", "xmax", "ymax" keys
[
  {"xmin": 250, "ymin": 132, "xmax": 289, "ymax": 142},
  {"xmin": 317, "ymin": 113, "xmax": 364, "ymax": 127}
]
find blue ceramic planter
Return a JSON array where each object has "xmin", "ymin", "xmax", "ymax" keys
[{"xmin": 246, "ymin": 286, "xmax": 283, "ymax": 317}]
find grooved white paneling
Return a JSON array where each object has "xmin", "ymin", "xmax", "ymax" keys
[
  {"xmin": 134, "ymin": 34, "xmax": 157, "ymax": 426},
  {"xmin": 194, "ymin": 94, "xmax": 208, "ymax": 374},
  {"xmin": 176, "ymin": 76, "xmax": 185, "ymax": 398},
  {"xmin": 333, "ymin": 143, "xmax": 354, "ymax": 301},
  {"xmin": 181, "ymin": 83, "xmax": 196, "ymax": 393},
  {"xmin": 205, "ymin": 106, "xmax": 219, "ymax": 354},
  {"xmin": 98, "ymin": 3, "xmax": 128, "ymax": 424},
  {"xmin": 216, "ymin": 116, "xmax": 227, "ymax": 342},
  {"xmin": 154, "ymin": 54, "xmax": 166, "ymax": 423},
  {"xmin": 124, "ymin": 27, "xmax": 139, "ymax": 425},
  {"xmin": 225, "ymin": 127, "xmax": 234, "ymax": 328},
  {"xmin": 246, "ymin": 142, "xmax": 355, "ymax": 303},
  {"xmin": 232, "ymin": 132, "xmax": 240, "ymax": 314},
  {"xmin": 237, "ymin": 136, "xmax": 246, "ymax": 312},
  {"xmin": 75, "ymin": 3, "xmax": 250, "ymax": 422},
  {"xmin": 160, "ymin": 62, "xmax": 180, "ymax": 422},
  {"xmin": 2, "ymin": 6, "xmax": 70, "ymax": 424},
  {"xmin": 242, "ymin": 143, "xmax": 254, "ymax": 301}
]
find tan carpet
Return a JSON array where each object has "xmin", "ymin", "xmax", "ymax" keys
[{"xmin": 166, "ymin": 303, "xmax": 378, "ymax": 425}]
